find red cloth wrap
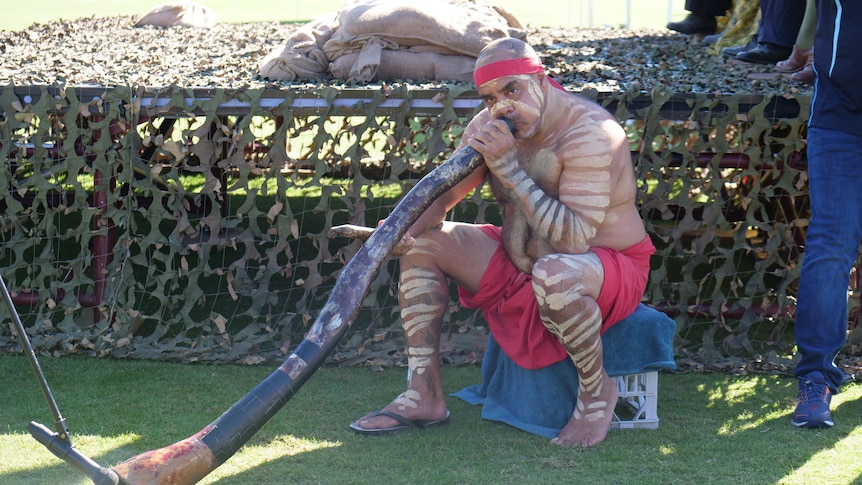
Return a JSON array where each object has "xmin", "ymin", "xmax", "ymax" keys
[
  {"xmin": 473, "ymin": 57, "xmax": 566, "ymax": 91},
  {"xmin": 458, "ymin": 225, "xmax": 655, "ymax": 369}
]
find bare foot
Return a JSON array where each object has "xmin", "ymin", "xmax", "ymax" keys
[
  {"xmin": 351, "ymin": 389, "xmax": 448, "ymax": 432},
  {"xmin": 551, "ymin": 372, "xmax": 618, "ymax": 448}
]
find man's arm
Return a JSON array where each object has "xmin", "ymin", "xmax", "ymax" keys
[
  {"xmin": 397, "ymin": 118, "xmax": 490, "ymax": 241},
  {"xmin": 507, "ymin": 162, "xmax": 609, "ymax": 254},
  {"xmin": 404, "ymin": 165, "xmax": 487, "ymax": 239},
  {"xmin": 475, "ymin": 118, "xmax": 617, "ymax": 255}
]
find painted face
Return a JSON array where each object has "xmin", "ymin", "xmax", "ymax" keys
[{"xmin": 477, "ymin": 73, "xmax": 545, "ymax": 138}]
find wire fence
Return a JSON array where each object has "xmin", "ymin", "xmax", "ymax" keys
[{"xmin": 1, "ymin": 82, "xmax": 830, "ymax": 370}]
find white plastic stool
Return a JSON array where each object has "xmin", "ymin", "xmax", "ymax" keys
[{"xmin": 611, "ymin": 371, "xmax": 660, "ymax": 429}]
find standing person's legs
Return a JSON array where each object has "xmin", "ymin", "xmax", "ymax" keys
[
  {"xmin": 776, "ymin": 0, "xmax": 816, "ymax": 74},
  {"xmin": 792, "ymin": 127, "xmax": 862, "ymax": 427},
  {"xmin": 786, "ymin": 0, "xmax": 817, "ymax": 81},
  {"xmin": 735, "ymin": 0, "xmax": 805, "ymax": 63},
  {"xmin": 685, "ymin": 0, "xmax": 732, "ymax": 17},
  {"xmin": 668, "ymin": 0, "xmax": 731, "ymax": 35},
  {"xmin": 794, "ymin": 127, "xmax": 862, "ymax": 390},
  {"xmin": 757, "ymin": 0, "xmax": 806, "ymax": 47},
  {"xmin": 719, "ymin": 0, "xmax": 763, "ymax": 57}
]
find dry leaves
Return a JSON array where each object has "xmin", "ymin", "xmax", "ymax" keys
[{"xmin": 1, "ymin": 16, "xmax": 810, "ymax": 95}]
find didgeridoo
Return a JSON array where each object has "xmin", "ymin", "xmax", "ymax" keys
[{"xmin": 104, "ymin": 119, "xmax": 511, "ymax": 484}]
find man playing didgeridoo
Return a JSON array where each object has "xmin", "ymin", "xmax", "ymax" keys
[{"xmin": 349, "ymin": 37, "xmax": 654, "ymax": 448}]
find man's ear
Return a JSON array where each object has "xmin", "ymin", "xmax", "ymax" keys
[{"xmin": 535, "ymin": 71, "xmax": 548, "ymax": 90}]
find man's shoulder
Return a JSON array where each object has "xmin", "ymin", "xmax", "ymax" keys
[
  {"xmin": 567, "ymin": 93, "xmax": 614, "ymax": 118},
  {"xmin": 559, "ymin": 96, "xmax": 624, "ymax": 138}
]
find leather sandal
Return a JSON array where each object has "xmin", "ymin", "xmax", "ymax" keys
[{"xmin": 790, "ymin": 64, "xmax": 815, "ymax": 83}]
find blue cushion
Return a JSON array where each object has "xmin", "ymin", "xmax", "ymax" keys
[{"xmin": 451, "ymin": 303, "xmax": 677, "ymax": 438}]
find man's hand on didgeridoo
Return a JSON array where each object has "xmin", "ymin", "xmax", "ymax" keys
[{"xmin": 328, "ymin": 224, "xmax": 415, "ymax": 256}]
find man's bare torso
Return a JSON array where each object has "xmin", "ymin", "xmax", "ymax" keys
[{"xmin": 483, "ymin": 95, "xmax": 646, "ymax": 274}]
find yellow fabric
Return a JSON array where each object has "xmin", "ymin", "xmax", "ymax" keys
[{"xmin": 710, "ymin": 0, "xmax": 761, "ymax": 55}]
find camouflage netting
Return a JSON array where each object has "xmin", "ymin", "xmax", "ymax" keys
[{"xmin": 4, "ymin": 81, "xmax": 852, "ymax": 373}]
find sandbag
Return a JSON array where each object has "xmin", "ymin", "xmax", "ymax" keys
[
  {"xmin": 135, "ymin": 1, "xmax": 216, "ymax": 28},
  {"xmin": 329, "ymin": 49, "xmax": 477, "ymax": 82},
  {"xmin": 323, "ymin": 0, "xmax": 526, "ymax": 59},
  {"xmin": 258, "ymin": 13, "xmax": 339, "ymax": 81},
  {"xmin": 258, "ymin": 0, "xmax": 525, "ymax": 83}
]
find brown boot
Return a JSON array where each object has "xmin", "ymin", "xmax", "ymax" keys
[
  {"xmin": 790, "ymin": 64, "xmax": 815, "ymax": 83},
  {"xmin": 776, "ymin": 45, "xmax": 812, "ymax": 73}
]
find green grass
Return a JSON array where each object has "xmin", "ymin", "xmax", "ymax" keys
[
  {"xmin": 3, "ymin": 353, "xmax": 862, "ymax": 484},
  {"xmin": 1, "ymin": 0, "xmax": 688, "ymax": 32}
]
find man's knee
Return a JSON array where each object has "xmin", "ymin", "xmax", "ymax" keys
[
  {"xmin": 532, "ymin": 260, "xmax": 578, "ymax": 320},
  {"xmin": 532, "ymin": 255, "xmax": 587, "ymax": 294},
  {"xmin": 401, "ymin": 227, "xmax": 450, "ymax": 264}
]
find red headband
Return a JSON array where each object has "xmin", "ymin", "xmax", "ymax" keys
[{"xmin": 473, "ymin": 57, "xmax": 566, "ymax": 91}]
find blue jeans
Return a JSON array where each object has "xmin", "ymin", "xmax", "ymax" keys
[{"xmin": 794, "ymin": 127, "xmax": 862, "ymax": 391}]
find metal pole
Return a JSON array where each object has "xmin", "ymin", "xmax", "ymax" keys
[{"xmin": 0, "ymin": 273, "xmax": 71, "ymax": 443}]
